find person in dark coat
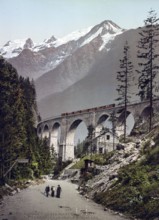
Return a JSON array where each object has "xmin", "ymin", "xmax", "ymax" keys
[
  {"xmin": 56, "ymin": 185, "xmax": 62, "ymax": 198},
  {"xmin": 51, "ymin": 186, "xmax": 55, "ymax": 197},
  {"xmin": 45, "ymin": 185, "xmax": 50, "ymax": 197}
]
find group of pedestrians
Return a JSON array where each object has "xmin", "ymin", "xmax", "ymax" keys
[{"xmin": 45, "ymin": 185, "xmax": 62, "ymax": 198}]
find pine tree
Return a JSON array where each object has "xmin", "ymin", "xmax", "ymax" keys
[
  {"xmin": 108, "ymin": 110, "xmax": 117, "ymax": 150},
  {"xmin": 136, "ymin": 9, "xmax": 159, "ymax": 131},
  {"xmin": 116, "ymin": 41, "xmax": 133, "ymax": 142}
]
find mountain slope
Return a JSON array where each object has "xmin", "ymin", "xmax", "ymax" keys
[
  {"xmin": 41, "ymin": 25, "xmax": 159, "ymax": 120},
  {"xmin": 1, "ymin": 21, "xmax": 123, "ymax": 100},
  {"xmin": 2, "ymin": 20, "xmax": 141, "ymax": 120},
  {"xmin": 35, "ymin": 36, "xmax": 103, "ymax": 100},
  {"xmin": 37, "ymin": 28, "xmax": 141, "ymax": 119},
  {"xmin": 34, "ymin": 20, "xmax": 123, "ymax": 100}
]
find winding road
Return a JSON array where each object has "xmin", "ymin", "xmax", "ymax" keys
[{"xmin": 0, "ymin": 179, "xmax": 129, "ymax": 220}]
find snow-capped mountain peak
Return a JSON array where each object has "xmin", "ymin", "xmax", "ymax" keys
[
  {"xmin": 33, "ymin": 26, "xmax": 93, "ymax": 52},
  {"xmin": 79, "ymin": 20, "xmax": 123, "ymax": 49},
  {"xmin": 100, "ymin": 20, "xmax": 123, "ymax": 33},
  {"xmin": 24, "ymin": 38, "xmax": 34, "ymax": 49},
  {"xmin": 87, "ymin": 20, "xmax": 123, "ymax": 37},
  {"xmin": 44, "ymin": 35, "xmax": 56, "ymax": 44},
  {"xmin": 33, "ymin": 35, "xmax": 57, "ymax": 51},
  {"xmin": 0, "ymin": 38, "xmax": 34, "ymax": 58},
  {"xmin": 0, "ymin": 20, "xmax": 124, "ymax": 59}
]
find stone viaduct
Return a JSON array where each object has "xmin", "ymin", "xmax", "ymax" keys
[{"xmin": 37, "ymin": 99, "xmax": 159, "ymax": 161}]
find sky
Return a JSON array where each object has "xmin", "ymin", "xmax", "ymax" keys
[{"xmin": 1, "ymin": 0, "xmax": 159, "ymax": 47}]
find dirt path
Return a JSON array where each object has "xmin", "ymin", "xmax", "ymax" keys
[{"xmin": 0, "ymin": 179, "xmax": 129, "ymax": 220}]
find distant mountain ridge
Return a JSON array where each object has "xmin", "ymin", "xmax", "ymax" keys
[
  {"xmin": 0, "ymin": 20, "xmax": 123, "ymax": 60},
  {"xmin": 1, "ymin": 20, "xmax": 142, "ymax": 119},
  {"xmin": 37, "ymin": 27, "xmax": 146, "ymax": 119},
  {"xmin": 3, "ymin": 20, "xmax": 124, "ymax": 102}
]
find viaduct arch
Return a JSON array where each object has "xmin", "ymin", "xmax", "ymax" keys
[{"xmin": 37, "ymin": 99, "xmax": 159, "ymax": 161}]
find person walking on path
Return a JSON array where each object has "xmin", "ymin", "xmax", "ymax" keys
[
  {"xmin": 45, "ymin": 185, "xmax": 50, "ymax": 197},
  {"xmin": 51, "ymin": 186, "xmax": 55, "ymax": 197},
  {"xmin": 56, "ymin": 185, "xmax": 62, "ymax": 198}
]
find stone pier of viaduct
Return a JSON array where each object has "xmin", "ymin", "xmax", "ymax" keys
[{"xmin": 37, "ymin": 99, "xmax": 159, "ymax": 161}]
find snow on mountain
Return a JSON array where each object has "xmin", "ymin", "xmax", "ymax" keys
[
  {"xmin": 0, "ymin": 38, "xmax": 34, "ymax": 58},
  {"xmin": 33, "ymin": 36, "xmax": 56, "ymax": 52},
  {"xmin": 33, "ymin": 21, "xmax": 124, "ymax": 100},
  {"xmin": 44, "ymin": 35, "xmax": 56, "ymax": 44},
  {"xmin": 80, "ymin": 20, "xmax": 123, "ymax": 49},
  {"xmin": 0, "ymin": 20, "xmax": 123, "ymax": 59},
  {"xmin": 99, "ymin": 32, "xmax": 121, "ymax": 51},
  {"xmin": 99, "ymin": 21, "xmax": 124, "ymax": 50},
  {"xmin": 0, "ymin": 26, "xmax": 92, "ymax": 58},
  {"xmin": 38, "ymin": 28, "xmax": 140, "ymax": 119},
  {"xmin": 53, "ymin": 26, "xmax": 93, "ymax": 47},
  {"xmin": 0, "ymin": 20, "xmax": 130, "ymax": 117},
  {"xmin": 33, "ymin": 26, "xmax": 93, "ymax": 52}
]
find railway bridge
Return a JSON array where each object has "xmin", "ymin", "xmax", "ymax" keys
[{"xmin": 37, "ymin": 99, "xmax": 159, "ymax": 161}]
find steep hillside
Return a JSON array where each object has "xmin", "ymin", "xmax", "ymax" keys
[
  {"xmin": 38, "ymin": 28, "xmax": 140, "ymax": 119},
  {"xmin": 35, "ymin": 37, "xmax": 103, "ymax": 100},
  {"xmin": 38, "ymin": 25, "xmax": 159, "ymax": 119},
  {"xmin": 75, "ymin": 124, "xmax": 159, "ymax": 219}
]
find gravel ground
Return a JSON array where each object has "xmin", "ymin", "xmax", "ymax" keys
[{"xmin": 0, "ymin": 179, "xmax": 129, "ymax": 220}]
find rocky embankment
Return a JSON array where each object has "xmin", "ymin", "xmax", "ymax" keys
[
  {"xmin": 81, "ymin": 142, "xmax": 142, "ymax": 198},
  {"xmin": 75, "ymin": 134, "xmax": 159, "ymax": 219}
]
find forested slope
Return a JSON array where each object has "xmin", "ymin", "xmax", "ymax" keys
[{"xmin": 0, "ymin": 57, "xmax": 53, "ymax": 184}]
